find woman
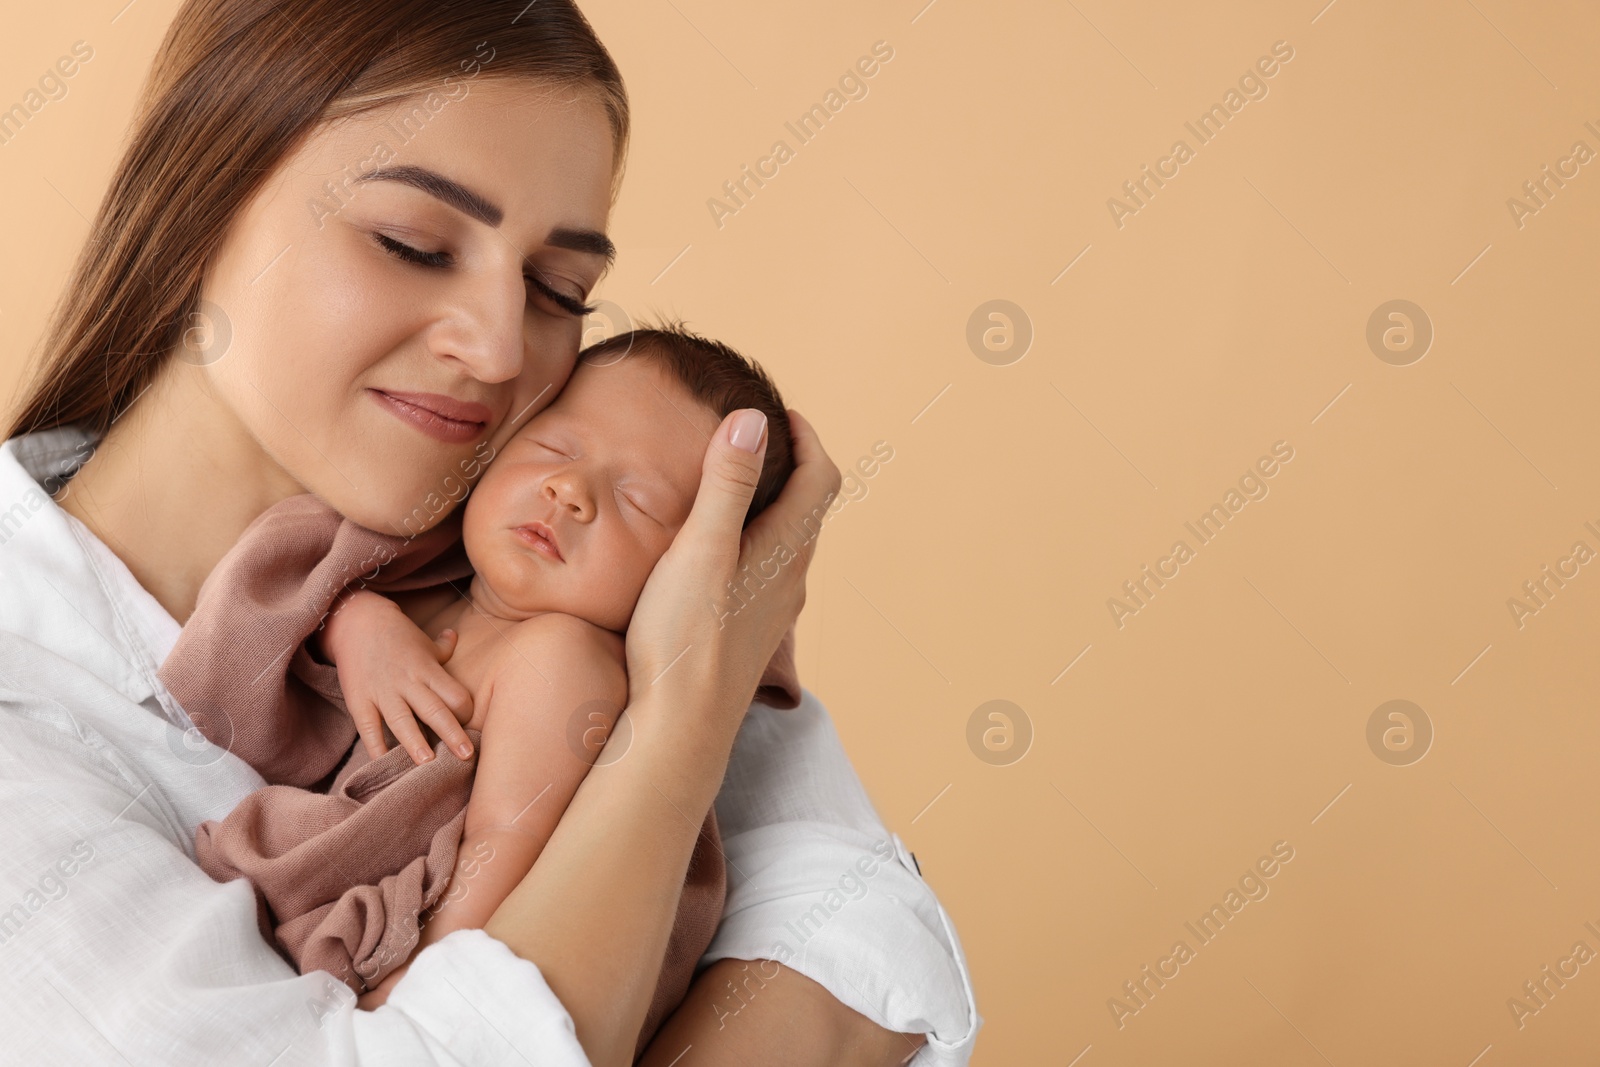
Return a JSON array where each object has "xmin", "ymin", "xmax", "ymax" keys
[{"xmin": 0, "ymin": 1, "xmax": 977, "ymax": 1065}]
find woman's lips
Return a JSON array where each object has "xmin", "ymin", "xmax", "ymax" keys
[
  {"xmin": 514, "ymin": 522, "xmax": 564, "ymax": 562},
  {"xmin": 369, "ymin": 389, "xmax": 491, "ymax": 445}
]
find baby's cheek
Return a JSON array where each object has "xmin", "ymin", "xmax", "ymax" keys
[
  {"xmin": 617, "ymin": 547, "xmax": 662, "ymax": 616},
  {"xmin": 641, "ymin": 533, "xmax": 678, "ymax": 584},
  {"xmin": 654, "ymin": 524, "xmax": 683, "ymax": 561},
  {"xmin": 625, "ymin": 546, "xmax": 657, "ymax": 597}
]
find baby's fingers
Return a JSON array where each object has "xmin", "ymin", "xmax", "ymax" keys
[
  {"xmin": 414, "ymin": 689, "xmax": 474, "ymax": 760},
  {"xmin": 349, "ymin": 701, "xmax": 391, "ymax": 762},
  {"xmin": 427, "ymin": 668, "xmax": 474, "ymax": 726},
  {"xmin": 379, "ymin": 696, "xmax": 436, "ymax": 766}
]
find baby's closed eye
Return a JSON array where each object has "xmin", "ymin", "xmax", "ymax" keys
[{"xmin": 617, "ymin": 486, "xmax": 658, "ymax": 521}]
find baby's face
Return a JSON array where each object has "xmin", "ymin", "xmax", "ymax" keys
[{"xmin": 461, "ymin": 355, "xmax": 721, "ymax": 631}]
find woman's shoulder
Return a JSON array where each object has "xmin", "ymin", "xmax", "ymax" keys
[
  {"xmin": 0, "ymin": 430, "xmax": 175, "ymax": 695},
  {"xmin": 0, "ymin": 430, "xmax": 266, "ymax": 832}
]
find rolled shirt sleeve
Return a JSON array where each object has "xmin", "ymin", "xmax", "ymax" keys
[
  {"xmin": 0, "ymin": 662, "xmax": 589, "ymax": 1067},
  {"xmin": 706, "ymin": 690, "xmax": 981, "ymax": 1064}
]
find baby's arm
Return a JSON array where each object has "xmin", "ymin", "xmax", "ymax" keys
[
  {"xmin": 357, "ymin": 612, "xmax": 628, "ymax": 1008},
  {"xmin": 319, "ymin": 588, "xmax": 476, "ymax": 764}
]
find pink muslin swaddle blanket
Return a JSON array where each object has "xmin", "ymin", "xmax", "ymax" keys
[{"xmin": 160, "ymin": 493, "xmax": 801, "ymax": 1054}]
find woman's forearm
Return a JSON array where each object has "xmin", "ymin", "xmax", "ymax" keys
[
  {"xmin": 638, "ymin": 958, "xmax": 926, "ymax": 1067},
  {"xmin": 483, "ymin": 692, "xmax": 739, "ymax": 1067},
  {"xmin": 482, "ymin": 408, "xmax": 840, "ymax": 1065}
]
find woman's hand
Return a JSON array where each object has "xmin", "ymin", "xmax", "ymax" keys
[
  {"xmin": 494, "ymin": 405, "xmax": 837, "ymax": 1064},
  {"xmin": 625, "ymin": 407, "xmax": 841, "ymax": 739}
]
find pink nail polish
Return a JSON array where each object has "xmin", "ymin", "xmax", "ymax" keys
[{"xmin": 730, "ymin": 409, "xmax": 767, "ymax": 453}]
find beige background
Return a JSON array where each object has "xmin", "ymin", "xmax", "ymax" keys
[{"xmin": 6, "ymin": 1, "xmax": 1600, "ymax": 1063}]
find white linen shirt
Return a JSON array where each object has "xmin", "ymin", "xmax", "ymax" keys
[{"xmin": 0, "ymin": 426, "xmax": 979, "ymax": 1066}]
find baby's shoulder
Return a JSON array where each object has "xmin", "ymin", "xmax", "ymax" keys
[
  {"xmin": 511, "ymin": 610, "xmax": 622, "ymax": 646},
  {"xmin": 487, "ymin": 611, "xmax": 625, "ymax": 682}
]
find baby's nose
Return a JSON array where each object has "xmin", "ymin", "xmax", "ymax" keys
[{"xmin": 544, "ymin": 474, "xmax": 593, "ymax": 514}]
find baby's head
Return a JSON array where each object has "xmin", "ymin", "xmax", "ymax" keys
[{"xmin": 462, "ymin": 324, "xmax": 794, "ymax": 631}]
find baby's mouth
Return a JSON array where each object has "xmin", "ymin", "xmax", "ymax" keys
[{"xmin": 514, "ymin": 521, "xmax": 564, "ymax": 562}]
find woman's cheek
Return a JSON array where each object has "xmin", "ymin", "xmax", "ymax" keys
[{"xmin": 526, "ymin": 317, "xmax": 584, "ymax": 384}]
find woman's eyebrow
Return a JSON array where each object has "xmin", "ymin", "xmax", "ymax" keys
[
  {"xmin": 548, "ymin": 227, "xmax": 616, "ymax": 265},
  {"xmin": 355, "ymin": 165, "xmax": 500, "ymax": 223},
  {"xmin": 353, "ymin": 164, "xmax": 615, "ymax": 264}
]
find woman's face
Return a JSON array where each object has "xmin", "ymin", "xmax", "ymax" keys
[{"xmin": 193, "ymin": 78, "xmax": 617, "ymax": 534}]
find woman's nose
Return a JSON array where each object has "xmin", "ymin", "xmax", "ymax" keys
[{"xmin": 427, "ymin": 266, "xmax": 527, "ymax": 385}]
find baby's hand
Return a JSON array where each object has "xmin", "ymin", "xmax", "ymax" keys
[{"xmin": 322, "ymin": 590, "xmax": 475, "ymax": 765}]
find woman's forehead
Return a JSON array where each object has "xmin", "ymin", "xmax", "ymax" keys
[{"xmin": 290, "ymin": 79, "xmax": 616, "ymax": 236}]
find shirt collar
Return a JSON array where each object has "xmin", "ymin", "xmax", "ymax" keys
[{"xmin": 0, "ymin": 426, "xmax": 183, "ymax": 721}]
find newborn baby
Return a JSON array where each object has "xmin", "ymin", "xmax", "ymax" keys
[
  {"xmin": 326, "ymin": 324, "xmax": 791, "ymax": 1000},
  {"xmin": 188, "ymin": 324, "xmax": 795, "ymax": 1041}
]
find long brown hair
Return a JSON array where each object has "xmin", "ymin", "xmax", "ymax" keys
[{"xmin": 7, "ymin": 0, "xmax": 628, "ymax": 441}]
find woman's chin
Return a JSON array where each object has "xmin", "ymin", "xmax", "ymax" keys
[{"xmin": 325, "ymin": 486, "xmax": 465, "ymax": 538}]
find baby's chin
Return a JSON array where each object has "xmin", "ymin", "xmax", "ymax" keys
[
  {"xmin": 469, "ymin": 570, "xmax": 624, "ymax": 632},
  {"xmin": 465, "ymin": 543, "xmax": 643, "ymax": 632}
]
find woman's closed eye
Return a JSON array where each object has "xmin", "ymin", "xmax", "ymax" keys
[
  {"xmin": 528, "ymin": 270, "xmax": 598, "ymax": 318},
  {"xmin": 372, "ymin": 232, "xmax": 598, "ymax": 318},
  {"xmin": 376, "ymin": 232, "xmax": 449, "ymax": 268}
]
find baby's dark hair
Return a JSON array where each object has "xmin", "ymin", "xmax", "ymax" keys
[{"xmin": 578, "ymin": 323, "xmax": 794, "ymax": 527}]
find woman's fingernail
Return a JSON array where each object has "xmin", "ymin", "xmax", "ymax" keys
[
  {"xmin": 457, "ymin": 742, "xmax": 473, "ymax": 758},
  {"xmin": 730, "ymin": 409, "xmax": 767, "ymax": 453},
  {"xmin": 416, "ymin": 749, "xmax": 432, "ymax": 762}
]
